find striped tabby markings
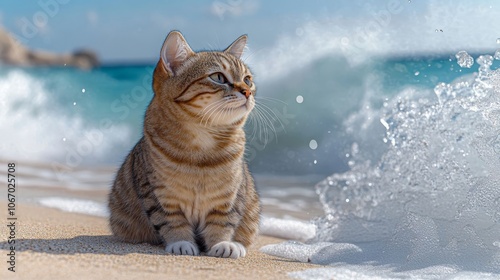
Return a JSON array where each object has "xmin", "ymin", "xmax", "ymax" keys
[
  {"xmin": 147, "ymin": 134, "xmax": 243, "ymax": 168},
  {"xmin": 108, "ymin": 31, "xmax": 259, "ymax": 259}
]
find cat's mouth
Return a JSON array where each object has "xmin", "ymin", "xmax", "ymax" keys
[
  {"xmin": 203, "ymin": 98, "xmax": 253, "ymax": 125},
  {"xmin": 224, "ymin": 97, "xmax": 252, "ymax": 111},
  {"xmin": 224, "ymin": 95, "xmax": 251, "ymax": 110}
]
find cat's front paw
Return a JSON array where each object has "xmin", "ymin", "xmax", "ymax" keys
[
  {"xmin": 207, "ymin": 241, "xmax": 246, "ymax": 259},
  {"xmin": 166, "ymin": 241, "xmax": 200, "ymax": 256}
]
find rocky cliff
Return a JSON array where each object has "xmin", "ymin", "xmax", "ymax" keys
[{"xmin": 0, "ymin": 27, "xmax": 99, "ymax": 69}]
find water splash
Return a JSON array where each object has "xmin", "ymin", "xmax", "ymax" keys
[
  {"xmin": 495, "ymin": 50, "xmax": 500, "ymax": 60},
  {"xmin": 314, "ymin": 54, "xmax": 500, "ymax": 271},
  {"xmin": 455, "ymin": 50, "xmax": 474, "ymax": 68}
]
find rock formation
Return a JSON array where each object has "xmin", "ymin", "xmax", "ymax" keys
[{"xmin": 0, "ymin": 26, "xmax": 99, "ymax": 69}]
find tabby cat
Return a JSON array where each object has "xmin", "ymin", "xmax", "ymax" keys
[{"xmin": 108, "ymin": 31, "xmax": 260, "ymax": 259}]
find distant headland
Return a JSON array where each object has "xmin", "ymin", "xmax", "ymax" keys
[{"xmin": 0, "ymin": 26, "xmax": 99, "ymax": 70}]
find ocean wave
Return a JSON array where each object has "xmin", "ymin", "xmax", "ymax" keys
[
  {"xmin": 0, "ymin": 68, "xmax": 135, "ymax": 168},
  {"xmin": 303, "ymin": 55, "xmax": 499, "ymax": 276},
  {"xmin": 260, "ymin": 54, "xmax": 500, "ymax": 279}
]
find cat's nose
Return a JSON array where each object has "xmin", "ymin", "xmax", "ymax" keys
[{"xmin": 241, "ymin": 89, "xmax": 252, "ymax": 99}]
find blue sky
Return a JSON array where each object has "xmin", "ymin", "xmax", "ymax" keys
[{"xmin": 1, "ymin": 0, "xmax": 500, "ymax": 63}]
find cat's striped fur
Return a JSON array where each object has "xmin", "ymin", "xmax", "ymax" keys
[{"xmin": 108, "ymin": 31, "xmax": 260, "ymax": 258}]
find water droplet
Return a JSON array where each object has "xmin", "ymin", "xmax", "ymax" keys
[
  {"xmin": 476, "ymin": 55, "xmax": 493, "ymax": 67},
  {"xmin": 434, "ymin": 82, "xmax": 448, "ymax": 99},
  {"xmin": 313, "ymin": 160, "xmax": 318, "ymax": 164},
  {"xmin": 455, "ymin": 51, "xmax": 474, "ymax": 68},
  {"xmin": 414, "ymin": 71, "xmax": 420, "ymax": 76},
  {"xmin": 62, "ymin": 137, "xmax": 66, "ymax": 142},
  {"xmin": 496, "ymin": 38, "xmax": 500, "ymax": 44},
  {"xmin": 296, "ymin": 95, "xmax": 304, "ymax": 104},
  {"xmin": 380, "ymin": 118, "xmax": 390, "ymax": 130},
  {"xmin": 309, "ymin": 139, "xmax": 318, "ymax": 150},
  {"xmin": 82, "ymin": 88, "xmax": 86, "ymax": 93},
  {"xmin": 494, "ymin": 49, "xmax": 500, "ymax": 60},
  {"xmin": 73, "ymin": 102, "xmax": 77, "ymax": 106},
  {"xmin": 345, "ymin": 198, "xmax": 350, "ymax": 203}
]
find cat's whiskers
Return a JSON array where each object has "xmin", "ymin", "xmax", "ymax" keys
[
  {"xmin": 255, "ymin": 107, "xmax": 274, "ymax": 144},
  {"xmin": 247, "ymin": 106, "xmax": 267, "ymax": 144},
  {"xmin": 212, "ymin": 99, "xmax": 234, "ymax": 127},
  {"xmin": 255, "ymin": 96, "xmax": 288, "ymax": 106},
  {"xmin": 256, "ymin": 100, "xmax": 284, "ymax": 133},
  {"xmin": 246, "ymin": 101, "xmax": 267, "ymax": 144},
  {"xmin": 198, "ymin": 99, "xmax": 227, "ymax": 127},
  {"xmin": 245, "ymin": 96, "xmax": 287, "ymax": 147},
  {"xmin": 207, "ymin": 100, "xmax": 230, "ymax": 127}
]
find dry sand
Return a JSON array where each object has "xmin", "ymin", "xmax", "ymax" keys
[{"xmin": 0, "ymin": 201, "xmax": 319, "ymax": 280}]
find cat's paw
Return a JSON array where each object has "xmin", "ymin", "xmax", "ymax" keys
[
  {"xmin": 165, "ymin": 241, "xmax": 200, "ymax": 256},
  {"xmin": 207, "ymin": 241, "xmax": 246, "ymax": 259}
]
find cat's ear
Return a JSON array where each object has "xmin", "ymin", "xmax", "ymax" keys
[
  {"xmin": 224, "ymin": 35, "xmax": 247, "ymax": 58},
  {"xmin": 160, "ymin": 31, "xmax": 194, "ymax": 75}
]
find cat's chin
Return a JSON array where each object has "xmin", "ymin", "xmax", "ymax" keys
[{"xmin": 208, "ymin": 105, "xmax": 251, "ymax": 126}]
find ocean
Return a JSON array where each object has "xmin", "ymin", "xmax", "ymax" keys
[
  {"xmin": 1, "ymin": 49, "xmax": 500, "ymax": 279},
  {"xmin": 0, "ymin": 54, "xmax": 481, "ymax": 175}
]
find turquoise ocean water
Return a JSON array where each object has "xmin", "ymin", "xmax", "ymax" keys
[{"xmin": 0, "ymin": 54, "xmax": 486, "ymax": 176}]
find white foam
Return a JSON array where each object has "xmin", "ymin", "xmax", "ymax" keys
[
  {"xmin": 0, "ymin": 70, "xmax": 131, "ymax": 165},
  {"xmin": 261, "ymin": 241, "xmax": 361, "ymax": 263},
  {"xmin": 259, "ymin": 58, "xmax": 500, "ymax": 280},
  {"xmin": 259, "ymin": 216, "xmax": 316, "ymax": 242},
  {"xmin": 38, "ymin": 197, "xmax": 109, "ymax": 217},
  {"xmin": 289, "ymin": 265, "xmax": 500, "ymax": 280},
  {"xmin": 261, "ymin": 240, "xmax": 500, "ymax": 279}
]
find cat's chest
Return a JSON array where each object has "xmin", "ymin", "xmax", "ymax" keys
[
  {"xmin": 187, "ymin": 126, "xmax": 216, "ymax": 150},
  {"xmin": 174, "ymin": 182, "xmax": 231, "ymax": 227},
  {"xmin": 155, "ymin": 171, "xmax": 238, "ymax": 225},
  {"xmin": 180, "ymin": 189, "xmax": 212, "ymax": 225}
]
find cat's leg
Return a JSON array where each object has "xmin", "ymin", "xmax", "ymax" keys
[
  {"xmin": 203, "ymin": 206, "xmax": 246, "ymax": 258},
  {"xmin": 143, "ymin": 196, "xmax": 199, "ymax": 256},
  {"xmin": 233, "ymin": 184, "xmax": 260, "ymax": 249}
]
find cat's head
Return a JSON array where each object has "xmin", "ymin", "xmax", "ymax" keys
[{"xmin": 152, "ymin": 31, "xmax": 255, "ymax": 127}]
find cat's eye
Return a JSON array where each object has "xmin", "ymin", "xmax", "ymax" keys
[
  {"xmin": 209, "ymin": 72, "xmax": 228, "ymax": 84},
  {"xmin": 244, "ymin": 76, "xmax": 252, "ymax": 86}
]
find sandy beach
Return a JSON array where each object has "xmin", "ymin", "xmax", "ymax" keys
[{"xmin": 0, "ymin": 201, "xmax": 319, "ymax": 280}]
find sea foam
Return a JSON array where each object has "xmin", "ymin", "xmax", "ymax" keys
[
  {"xmin": 0, "ymin": 69, "xmax": 133, "ymax": 167},
  {"xmin": 259, "ymin": 217, "xmax": 316, "ymax": 242},
  {"xmin": 38, "ymin": 197, "xmax": 109, "ymax": 217},
  {"xmin": 261, "ymin": 55, "xmax": 500, "ymax": 279}
]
